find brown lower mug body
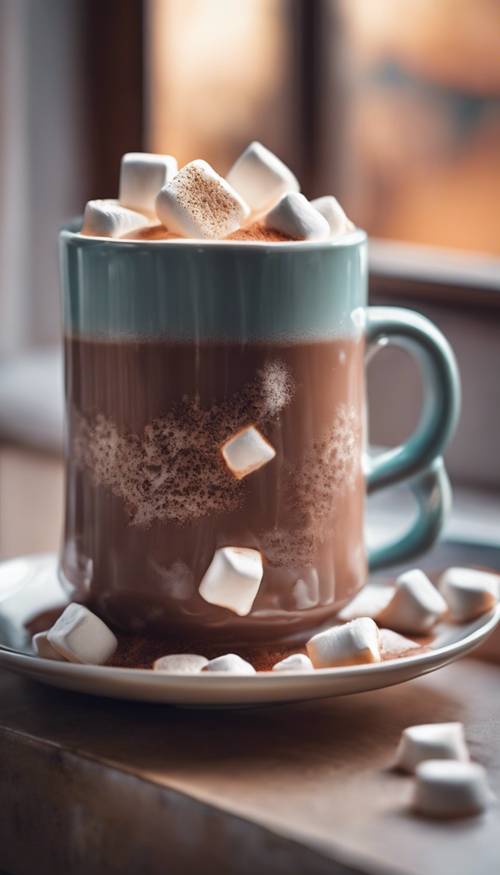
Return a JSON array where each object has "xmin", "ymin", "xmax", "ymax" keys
[{"xmin": 61, "ymin": 333, "xmax": 366, "ymax": 646}]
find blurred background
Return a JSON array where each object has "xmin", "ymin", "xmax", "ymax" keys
[{"xmin": 0, "ymin": 0, "xmax": 499, "ymax": 555}]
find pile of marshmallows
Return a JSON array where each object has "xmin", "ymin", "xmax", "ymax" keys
[
  {"xmin": 81, "ymin": 142, "xmax": 353, "ymax": 241},
  {"xmin": 394, "ymin": 722, "xmax": 494, "ymax": 818},
  {"xmin": 34, "ymin": 566, "xmax": 498, "ymax": 674}
]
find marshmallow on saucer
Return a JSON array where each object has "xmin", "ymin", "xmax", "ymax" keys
[
  {"xmin": 378, "ymin": 569, "xmax": 447, "ymax": 634},
  {"xmin": 153, "ymin": 654, "xmax": 208, "ymax": 673},
  {"xmin": 337, "ymin": 583, "xmax": 394, "ymax": 623},
  {"xmin": 47, "ymin": 603, "xmax": 117, "ymax": 665},
  {"xmin": 272, "ymin": 653, "xmax": 314, "ymax": 672},
  {"xmin": 226, "ymin": 141, "xmax": 299, "ymax": 215},
  {"xmin": 221, "ymin": 425, "xmax": 276, "ymax": 480},
  {"xmin": 33, "ymin": 631, "xmax": 63, "ymax": 661},
  {"xmin": 378, "ymin": 628, "xmax": 420, "ymax": 660},
  {"xmin": 119, "ymin": 152, "xmax": 177, "ymax": 215},
  {"xmin": 439, "ymin": 567, "xmax": 499, "ymax": 622},
  {"xmin": 199, "ymin": 547, "xmax": 263, "ymax": 616},
  {"xmin": 311, "ymin": 196, "xmax": 354, "ymax": 236},
  {"xmin": 306, "ymin": 617, "xmax": 381, "ymax": 668},
  {"xmin": 395, "ymin": 723, "xmax": 470, "ymax": 774},
  {"xmin": 265, "ymin": 192, "xmax": 330, "ymax": 242},
  {"xmin": 81, "ymin": 199, "xmax": 149, "ymax": 238},
  {"xmin": 203, "ymin": 654, "xmax": 256, "ymax": 675},
  {"xmin": 412, "ymin": 760, "xmax": 492, "ymax": 818},
  {"xmin": 156, "ymin": 160, "xmax": 250, "ymax": 239}
]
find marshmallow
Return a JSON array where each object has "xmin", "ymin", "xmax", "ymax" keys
[
  {"xmin": 439, "ymin": 567, "xmax": 499, "ymax": 622},
  {"xmin": 378, "ymin": 569, "xmax": 447, "ymax": 634},
  {"xmin": 153, "ymin": 653, "xmax": 208, "ymax": 673},
  {"xmin": 337, "ymin": 583, "xmax": 394, "ymax": 623},
  {"xmin": 33, "ymin": 631, "xmax": 63, "ymax": 661},
  {"xmin": 264, "ymin": 193, "xmax": 330, "ymax": 242},
  {"xmin": 412, "ymin": 760, "xmax": 492, "ymax": 818},
  {"xmin": 226, "ymin": 141, "xmax": 299, "ymax": 215},
  {"xmin": 119, "ymin": 152, "xmax": 177, "ymax": 215},
  {"xmin": 395, "ymin": 723, "xmax": 470, "ymax": 774},
  {"xmin": 378, "ymin": 628, "xmax": 420, "ymax": 660},
  {"xmin": 272, "ymin": 653, "xmax": 314, "ymax": 672},
  {"xmin": 47, "ymin": 603, "xmax": 117, "ymax": 665},
  {"xmin": 203, "ymin": 654, "xmax": 256, "ymax": 675},
  {"xmin": 306, "ymin": 617, "xmax": 381, "ymax": 668},
  {"xmin": 221, "ymin": 425, "xmax": 276, "ymax": 480},
  {"xmin": 198, "ymin": 547, "xmax": 263, "ymax": 616},
  {"xmin": 155, "ymin": 160, "xmax": 250, "ymax": 239},
  {"xmin": 81, "ymin": 199, "xmax": 149, "ymax": 238},
  {"xmin": 311, "ymin": 196, "xmax": 355, "ymax": 236}
]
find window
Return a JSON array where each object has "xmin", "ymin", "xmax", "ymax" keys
[{"xmin": 0, "ymin": 0, "xmax": 499, "ymax": 492}]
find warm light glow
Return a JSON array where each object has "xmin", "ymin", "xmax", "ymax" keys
[{"xmin": 147, "ymin": 0, "xmax": 292, "ymax": 173}]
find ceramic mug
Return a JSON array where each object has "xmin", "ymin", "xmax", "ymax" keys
[{"xmin": 59, "ymin": 226, "xmax": 460, "ymax": 645}]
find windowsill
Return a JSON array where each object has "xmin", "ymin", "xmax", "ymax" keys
[{"xmin": 369, "ymin": 238, "xmax": 500, "ymax": 308}]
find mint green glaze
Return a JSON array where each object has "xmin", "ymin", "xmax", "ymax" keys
[
  {"xmin": 368, "ymin": 458, "xmax": 452, "ymax": 571},
  {"xmin": 60, "ymin": 223, "xmax": 460, "ymax": 570},
  {"xmin": 365, "ymin": 306, "xmax": 460, "ymax": 568},
  {"xmin": 366, "ymin": 307, "xmax": 460, "ymax": 491},
  {"xmin": 60, "ymin": 223, "xmax": 368, "ymax": 341}
]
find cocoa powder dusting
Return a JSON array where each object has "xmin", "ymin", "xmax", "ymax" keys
[
  {"xmin": 109, "ymin": 634, "xmax": 299, "ymax": 671},
  {"xmin": 107, "ymin": 630, "xmax": 428, "ymax": 671},
  {"xmin": 226, "ymin": 223, "xmax": 293, "ymax": 242},
  {"xmin": 121, "ymin": 222, "xmax": 293, "ymax": 243}
]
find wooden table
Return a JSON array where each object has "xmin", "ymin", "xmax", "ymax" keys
[
  {"xmin": 1, "ymin": 445, "xmax": 499, "ymax": 874},
  {"xmin": 0, "ymin": 659, "xmax": 499, "ymax": 875}
]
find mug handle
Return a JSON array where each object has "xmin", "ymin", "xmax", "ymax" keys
[{"xmin": 365, "ymin": 306, "xmax": 461, "ymax": 570}]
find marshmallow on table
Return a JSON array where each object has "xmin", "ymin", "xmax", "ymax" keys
[
  {"xmin": 378, "ymin": 628, "xmax": 420, "ymax": 660},
  {"xmin": 306, "ymin": 617, "xmax": 381, "ymax": 668},
  {"xmin": 311, "ymin": 196, "xmax": 354, "ymax": 236},
  {"xmin": 199, "ymin": 547, "xmax": 263, "ymax": 616},
  {"xmin": 221, "ymin": 425, "xmax": 276, "ymax": 480},
  {"xmin": 155, "ymin": 160, "xmax": 250, "ymax": 239},
  {"xmin": 226, "ymin": 141, "xmax": 299, "ymax": 215},
  {"xmin": 378, "ymin": 569, "xmax": 446, "ymax": 634},
  {"xmin": 264, "ymin": 193, "xmax": 330, "ymax": 242},
  {"xmin": 272, "ymin": 653, "xmax": 314, "ymax": 672},
  {"xmin": 412, "ymin": 760, "xmax": 492, "ymax": 818},
  {"xmin": 203, "ymin": 654, "xmax": 256, "ymax": 675},
  {"xmin": 33, "ymin": 631, "xmax": 63, "ymax": 661},
  {"xmin": 119, "ymin": 152, "xmax": 177, "ymax": 216},
  {"xmin": 153, "ymin": 654, "xmax": 208, "ymax": 673},
  {"xmin": 47, "ymin": 603, "xmax": 117, "ymax": 665},
  {"xmin": 395, "ymin": 723, "xmax": 469, "ymax": 773},
  {"xmin": 81, "ymin": 199, "xmax": 149, "ymax": 238},
  {"xmin": 439, "ymin": 567, "xmax": 499, "ymax": 622}
]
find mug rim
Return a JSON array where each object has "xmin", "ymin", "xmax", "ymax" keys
[{"xmin": 60, "ymin": 218, "xmax": 367, "ymax": 253}]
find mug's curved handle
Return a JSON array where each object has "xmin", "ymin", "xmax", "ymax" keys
[
  {"xmin": 368, "ymin": 457, "xmax": 451, "ymax": 571},
  {"xmin": 365, "ymin": 306, "xmax": 460, "ymax": 570}
]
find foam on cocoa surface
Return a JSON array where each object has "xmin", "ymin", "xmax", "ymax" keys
[
  {"xmin": 121, "ymin": 224, "xmax": 180, "ymax": 241},
  {"xmin": 121, "ymin": 222, "xmax": 293, "ymax": 242}
]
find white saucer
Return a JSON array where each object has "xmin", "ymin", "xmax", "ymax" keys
[{"xmin": 0, "ymin": 554, "xmax": 498, "ymax": 707}]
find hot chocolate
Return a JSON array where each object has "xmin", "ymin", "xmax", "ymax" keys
[
  {"xmin": 62, "ymin": 334, "xmax": 365, "ymax": 645},
  {"xmin": 60, "ymin": 140, "xmax": 369, "ymax": 649}
]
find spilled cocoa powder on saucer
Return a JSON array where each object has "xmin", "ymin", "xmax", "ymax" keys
[{"xmin": 107, "ymin": 630, "xmax": 429, "ymax": 671}]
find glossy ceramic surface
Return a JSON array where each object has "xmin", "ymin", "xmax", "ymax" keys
[{"xmin": 0, "ymin": 554, "xmax": 497, "ymax": 707}]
